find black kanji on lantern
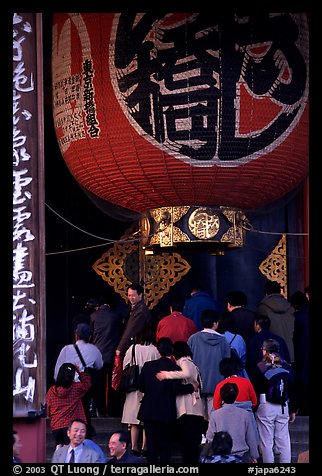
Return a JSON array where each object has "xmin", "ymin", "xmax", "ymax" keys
[{"xmin": 112, "ymin": 13, "xmax": 308, "ymax": 165}]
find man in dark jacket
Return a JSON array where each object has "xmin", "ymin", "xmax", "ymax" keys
[
  {"xmin": 112, "ymin": 284, "xmax": 152, "ymax": 406},
  {"xmin": 90, "ymin": 297, "xmax": 121, "ymax": 416},
  {"xmin": 116, "ymin": 284, "xmax": 152, "ymax": 357},
  {"xmin": 137, "ymin": 337, "xmax": 195, "ymax": 464},
  {"xmin": 256, "ymin": 281, "xmax": 295, "ymax": 362},
  {"xmin": 224, "ymin": 290, "xmax": 256, "ymax": 346},
  {"xmin": 106, "ymin": 431, "xmax": 142, "ymax": 464},
  {"xmin": 246, "ymin": 314, "xmax": 291, "ymax": 381},
  {"xmin": 72, "ymin": 298, "xmax": 99, "ymax": 331}
]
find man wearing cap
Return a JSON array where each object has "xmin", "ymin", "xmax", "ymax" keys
[
  {"xmin": 72, "ymin": 298, "xmax": 100, "ymax": 333},
  {"xmin": 54, "ymin": 323, "xmax": 103, "ymax": 423}
]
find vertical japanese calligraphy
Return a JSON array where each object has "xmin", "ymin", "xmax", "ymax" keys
[{"xmin": 13, "ymin": 12, "xmax": 45, "ymax": 416}]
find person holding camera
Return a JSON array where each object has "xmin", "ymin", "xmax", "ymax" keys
[{"xmin": 46, "ymin": 363, "xmax": 92, "ymax": 446}]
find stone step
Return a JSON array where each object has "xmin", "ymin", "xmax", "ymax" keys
[{"xmin": 46, "ymin": 415, "xmax": 309, "ymax": 463}]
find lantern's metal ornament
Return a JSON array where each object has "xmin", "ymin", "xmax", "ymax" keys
[
  {"xmin": 92, "ymin": 224, "xmax": 191, "ymax": 309},
  {"xmin": 144, "ymin": 206, "xmax": 248, "ymax": 254}
]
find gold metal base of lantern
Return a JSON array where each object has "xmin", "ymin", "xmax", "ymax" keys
[
  {"xmin": 141, "ymin": 206, "xmax": 248, "ymax": 254},
  {"xmin": 92, "ymin": 206, "xmax": 248, "ymax": 309}
]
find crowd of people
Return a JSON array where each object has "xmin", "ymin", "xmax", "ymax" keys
[{"xmin": 15, "ymin": 281, "xmax": 308, "ymax": 464}]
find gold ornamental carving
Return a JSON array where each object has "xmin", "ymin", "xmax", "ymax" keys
[
  {"xmin": 221, "ymin": 208, "xmax": 247, "ymax": 247},
  {"xmin": 92, "ymin": 225, "xmax": 191, "ymax": 309},
  {"xmin": 149, "ymin": 206, "xmax": 190, "ymax": 246},
  {"xmin": 150, "ymin": 206, "xmax": 190, "ymax": 224},
  {"xmin": 221, "ymin": 226, "xmax": 244, "ymax": 247},
  {"xmin": 143, "ymin": 253, "xmax": 191, "ymax": 308},
  {"xmin": 259, "ymin": 234, "xmax": 287, "ymax": 298}
]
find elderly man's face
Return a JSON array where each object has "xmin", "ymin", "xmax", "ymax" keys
[
  {"xmin": 68, "ymin": 421, "xmax": 86, "ymax": 447},
  {"xmin": 108, "ymin": 433, "xmax": 126, "ymax": 459}
]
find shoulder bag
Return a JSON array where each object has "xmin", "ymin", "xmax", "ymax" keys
[
  {"xmin": 119, "ymin": 344, "xmax": 140, "ymax": 393},
  {"xmin": 73, "ymin": 343, "xmax": 99, "ymax": 386}
]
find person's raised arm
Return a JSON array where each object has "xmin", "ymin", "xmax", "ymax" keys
[{"xmin": 156, "ymin": 359, "xmax": 191, "ymax": 381}]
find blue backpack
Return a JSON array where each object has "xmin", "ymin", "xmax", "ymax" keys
[{"xmin": 264, "ymin": 366, "xmax": 290, "ymax": 408}]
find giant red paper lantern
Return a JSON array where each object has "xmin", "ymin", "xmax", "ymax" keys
[{"xmin": 52, "ymin": 13, "xmax": 309, "ymax": 213}]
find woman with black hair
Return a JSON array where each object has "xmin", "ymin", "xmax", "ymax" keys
[
  {"xmin": 156, "ymin": 340, "xmax": 206, "ymax": 464},
  {"xmin": 213, "ymin": 357, "xmax": 257, "ymax": 411},
  {"xmin": 46, "ymin": 362, "xmax": 92, "ymax": 446},
  {"xmin": 200, "ymin": 431, "xmax": 242, "ymax": 463}
]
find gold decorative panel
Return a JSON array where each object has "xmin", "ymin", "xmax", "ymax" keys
[
  {"xmin": 221, "ymin": 208, "xmax": 246, "ymax": 248},
  {"xmin": 146, "ymin": 205, "xmax": 247, "ymax": 252},
  {"xmin": 92, "ymin": 225, "xmax": 191, "ymax": 309},
  {"xmin": 259, "ymin": 234, "xmax": 287, "ymax": 298},
  {"xmin": 149, "ymin": 207, "xmax": 190, "ymax": 247},
  {"xmin": 143, "ymin": 253, "xmax": 191, "ymax": 309},
  {"xmin": 150, "ymin": 206, "xmax": 190, "ymax": 224}
]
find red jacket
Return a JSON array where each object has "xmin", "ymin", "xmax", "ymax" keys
[
  {"xmin": 46, "ymin": 372, "xmax": 91, "ymax": 430},
  {"xmin": 156, "ymin": 312, "xmax": 197, "ymax": 343}
]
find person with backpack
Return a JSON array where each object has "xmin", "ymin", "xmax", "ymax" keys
[
  {"xmin": 252, "ymin": 338, "xmax": 297, "ymax": 463},
  {"xmin": 218, "ymin": 314, "xmax": 249, "ymax": 378}
]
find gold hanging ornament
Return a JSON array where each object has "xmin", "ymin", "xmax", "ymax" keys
[
  {"xmin": 92, "ymin": 223, "xmax": 191, "ymax": 308},
  {"xmin": 259, "ymin": 234, "xmax": 287, "ymax": 298}
]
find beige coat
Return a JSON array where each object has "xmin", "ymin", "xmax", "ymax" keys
[
  {"xmin": 121, "ymin": 343, "xmax": 160, "ymax": 424},
  {"xmin": 161, "ymin": 356, "xmax": 204, "ymax": 418}
]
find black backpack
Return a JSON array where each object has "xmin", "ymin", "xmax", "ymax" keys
[{"xmin": 264, "ymin": 366, "xmax": 290, "ymax": 408}]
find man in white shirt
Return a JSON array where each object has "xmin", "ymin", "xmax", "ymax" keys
[
  {"xmin": 54, "ymin": 324, "xmax": 103, "ymax": 379},
  {"xmin": 54, "ymin": 323, "xmax": 103, "ymax": 422}
]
